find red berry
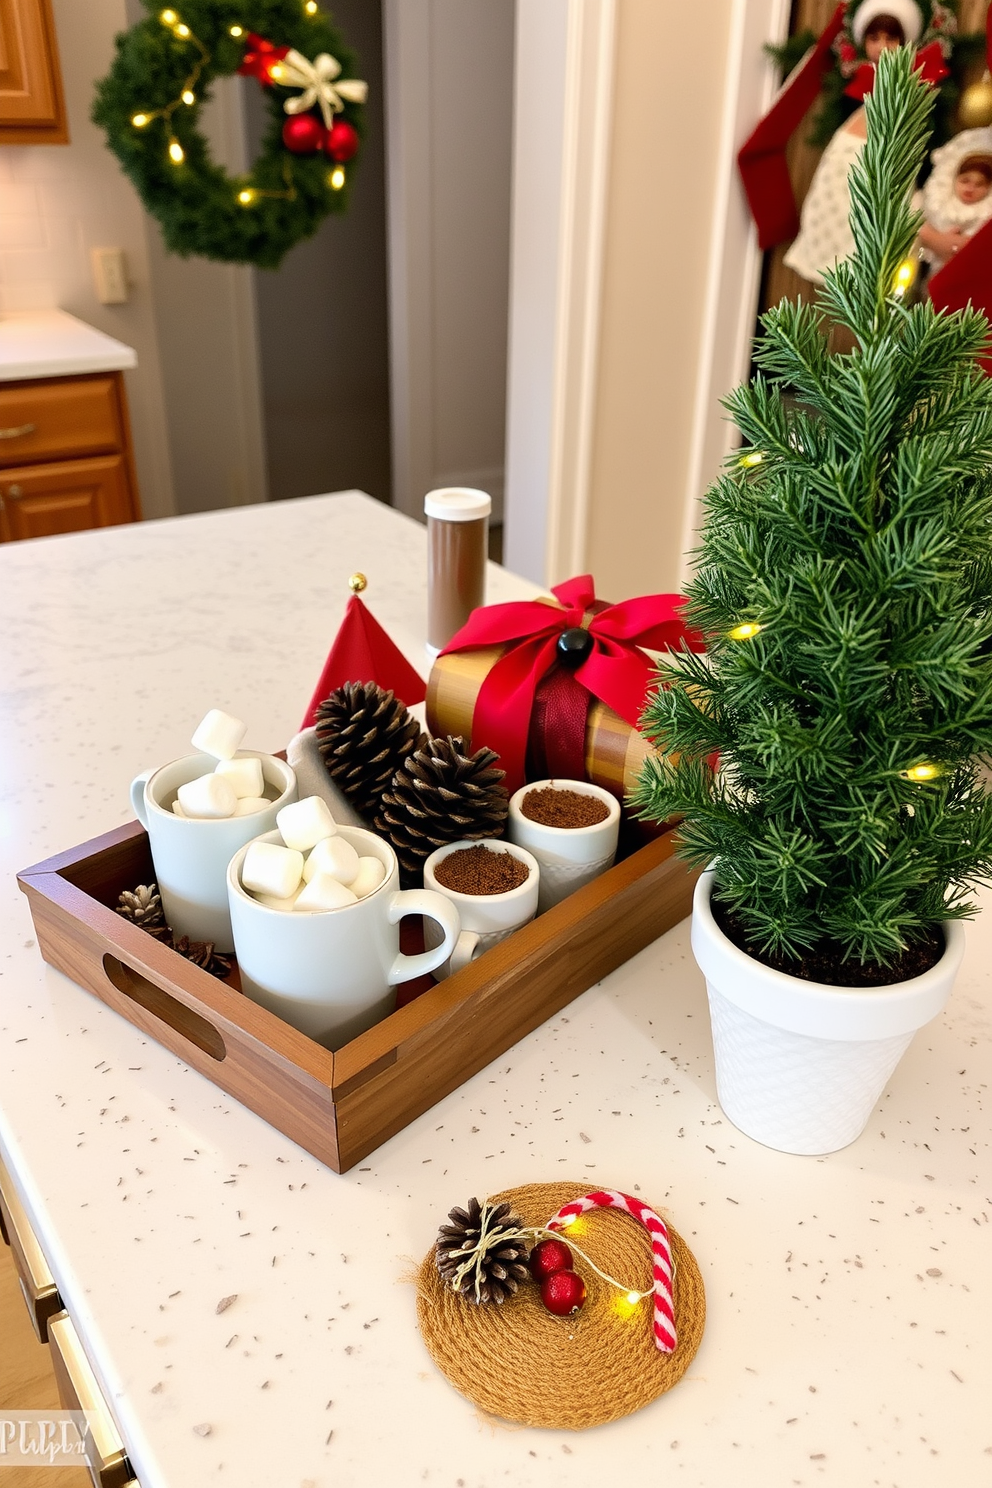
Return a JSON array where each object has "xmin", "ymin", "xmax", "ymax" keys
[
  {"xmin": 325, "ymin": 119, "xmax": 359, "ymax": 163},
  {"xmin": 529, "ymin": 1238, "xmax": 573, "ymax": 1283},
  {"xmin": 540, "ymin": 1269, "xmax": 586, "ymax": 1316},
  {"xmin": 282, "ymin": 114, "xmax": 325, "ymax": 154}
]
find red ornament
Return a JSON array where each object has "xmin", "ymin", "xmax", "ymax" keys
[
  {"xmin": 282, "ymin": 114, "xmax": 325, "ymax": 155},
  {"xmin": 238, "ymin": 33, "xmax": 289, "ymax": 86},
  {"xmin": 528, "ymin": 1239, "xmax": 573, "ymax": 1284},
  {"xmin": 540, "ymin": 1269, "xmax": 586, "ymax": 1316},
  {"xmin": 325, "ymin": 119, "xmax": 359, "ymax": 163}
]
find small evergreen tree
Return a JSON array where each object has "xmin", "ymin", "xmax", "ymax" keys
[{"xmin": 631, "ymin": 47, "xmax": 992, "ymax": 973}]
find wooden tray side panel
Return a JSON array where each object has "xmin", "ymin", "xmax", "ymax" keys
[
  {"xmin": 332, "ymin": 838, "xmax": 698, "ymax": 1169},
  {"xmin": 18, "ymin": 876, "xmax": 342, "ymax": 1172}
]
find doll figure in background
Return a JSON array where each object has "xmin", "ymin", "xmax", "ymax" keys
[
  {"xmin": 784, "ymin": 1, "xmax": 924, "ymax": 287},
  {"xmin": 916, "ymin": 128, "xmax": 992, "ymax": 273}
]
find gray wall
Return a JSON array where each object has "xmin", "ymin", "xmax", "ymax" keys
[
  {"xmin": 249, "ymin": 0, "xmax": 392, "ymax": 505},
  {"xmin": 385, "ymin": 0, "xmax": 515, "ymax": 520}
]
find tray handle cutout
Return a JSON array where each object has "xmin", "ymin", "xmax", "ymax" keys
[{"xmin": 102, "ymin": 955, "xmax": 227, "ymax": 1062}]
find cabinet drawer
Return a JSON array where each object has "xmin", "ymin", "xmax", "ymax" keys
[
  {"xmin": 0, "ymin": 1150, "xmax": 61, "ymax": 1341},
  {"xmin": 0, "ymin": 454, "xmax": 137, "ymax": 541},
  {"xmin": 0, "ymin": 375, "xmax": 123, "ymax": 465},
  {"xmin": 49, "ymin": 1311, "xmax": 135, "ymax": 1488}
]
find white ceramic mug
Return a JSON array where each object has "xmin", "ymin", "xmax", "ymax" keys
[
  {"xmin": 130, "ymin": 752, "xmax": 297, "ymax": 952},
  {"xmin": 507, "ymin": 778, "xmax": 621, "ymax": 913},
  {"xmin": 422, "ymin": 839, "xmax": 540, "ymax": 978},
  {"xmin": 227, "ymin": 827, "xmax": 461, "ymax": 1050}
]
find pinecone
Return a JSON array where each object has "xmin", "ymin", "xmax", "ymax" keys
[
  {"xmin": 115, "ymin": 884, "xmax": 169, "ymax": 940},
  {"xmin": 314, "ymin": 682, "xmax": 424, "ymax": 820},
  {"xmin": 170, "ymin": 934, "xmax": 233, "ymax": 979},
  {"xmin": 376, "ymin": 735, "xmax": 508, "ymax": 883},
  {"xmin": 435, "ymin": 1197, "xmax": 530, "ymax": 1305}
]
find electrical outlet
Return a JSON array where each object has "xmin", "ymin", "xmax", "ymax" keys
[{"xmin": 90, "ymin": 248, "xmax": 128, "ymax": 305}]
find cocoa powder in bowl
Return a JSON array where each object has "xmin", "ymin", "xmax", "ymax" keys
[
  {"xmin": 521, "ymin": 786, "xmax": 609, "ymax": 830},
  {"xmin": 434, "ymin": 845, "xmax": 530, "ymax": 896}
]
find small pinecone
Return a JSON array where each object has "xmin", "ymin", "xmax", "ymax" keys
[
  {"xmin": 436, "ymin": 1197, "xmax": 530, "ymax": 1305},
  {"xmin": 115, "ymin": 884, "xmax": 169, "ymax": 940},
  {"xmin": 376, "ymin": 735, "xmax": 508, "ymax": 883},
  {"xmin": 171, "ymin": 934, "xmax": 233, "ymax": 979},
  {"xmin": 314, "ymin": 682, "xmax": 424, "ymax": 819}
]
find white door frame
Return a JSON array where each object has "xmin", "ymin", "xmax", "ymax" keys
[{"xmin": 503, "ymin": 0, "xmax": 791, "ymax": 587}]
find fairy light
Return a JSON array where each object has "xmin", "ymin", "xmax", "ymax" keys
[
  {"xmin": 229, "ymin": 24, "xmax": 244, "ymax": 36},
  {"xmin": 130, "ymin": 16, "xmax": 209, "ymax": 164},
  {"xmin": 740, "ymin": 450, "xmax": 764, "ymax": 468},
  {"xmin": 728, "ymin": 621, "xmax": 762, "ymax": 641},
  {"xmin": 892, "ymin": 258, "xmax": 916, "ymax": 298},
  {"xmin": 305, "ymin": 0, "xmax": 318, "ymax": 11},
  {"xmin": 329, "ymin": 165, "xmax": 345, "ymax": 189},
  {"xmin": 238, "ymin": 188, "xmax": 255, "ymax": 204},
  {"xmin": 902, "ymin": 762, "xmax": 942, "ymax": 782},
  {"xmin": 268, "ymin": 61, "xmax": 286, "ymax": 81}
]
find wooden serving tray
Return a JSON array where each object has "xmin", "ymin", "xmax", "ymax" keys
[{"xmin": 17, "ymin": 823, "xmax": 697, "ymax": 1173}]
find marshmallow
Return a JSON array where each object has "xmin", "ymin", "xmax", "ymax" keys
[
  {"xmin": 172, "ymin": 799, "xmax": 187, "ymax": 817},
  {"xmin": 215, "ymin": 755, "xmax": 264, "ymax": 798},
  {"xmin": 351, "ymin": 856, "xmax": 386, "ymax": 900},
  {"xmin": 233, "ymin": 796, "xmax": 269, "ymax": 817},
  {"xmin": 177, "ymin": 772, "xmax": 238, "ymax": 820},
  {"xmin": 302, "ymin": 834, "xmax": 360, "ymax": 886},
  {"xmin": 242, "ymin": 840, "xmax": 304, "ymax": 900},
  {"xmin": 294, "ymin": 872, "xmax": 358, "ymax": 912},
  {"xmin": 191, "ymin": 708, "xmax": 247, "ymax": 761},
  {"xmin": 276, "ymin": 795, "xmax": 338, "ymax": 852},
  {"xmin": 253, "ymin": 889, "xmax": 302, "ymax": 911}
]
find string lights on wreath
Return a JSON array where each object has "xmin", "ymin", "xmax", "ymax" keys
[{"xmin": 93, "ymin": 2, "xmax": 368, "ymax": 268}]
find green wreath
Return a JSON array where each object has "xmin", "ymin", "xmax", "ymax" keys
[{"xmin": 93, "ymin": 1, "xmax": 367, "ymax": 269}]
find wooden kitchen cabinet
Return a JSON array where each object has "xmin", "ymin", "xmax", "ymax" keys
[
  {"xmin": 0, "ymin": 0, "xmax": 68, "ymax": 143},
  {"xmin": 0, "ymin": 372, "xmax": 141, "ymax": 542}
]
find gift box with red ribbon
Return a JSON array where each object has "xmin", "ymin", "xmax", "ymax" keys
[{"xmin": 426, "ymin": 575, "xmax": 703, "ymax": 801}]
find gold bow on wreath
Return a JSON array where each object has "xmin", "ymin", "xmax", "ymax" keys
[{"xmin": 275, "ymin": 50, "xmax": 368, "ymax": 129}]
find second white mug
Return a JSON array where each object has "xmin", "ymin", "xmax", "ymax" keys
[{"xmin": 228, "ymin": 827, "xmax": 461, "ymax": 1049}]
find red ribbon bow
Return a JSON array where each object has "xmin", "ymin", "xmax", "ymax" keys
[
  {"xmin": 238, "ymin": 33, "xmax": 290, "ymax": 86},
  {"xmin": 843, "ymin": 40, "xmax": 949, "ymax": 100},
  {"xmin": 440, "ymin": 575, "xmax": 702, "ymax": 792}
]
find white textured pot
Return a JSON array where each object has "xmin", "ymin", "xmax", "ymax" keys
[{"xmin": 691, "ymin": 871, "xmax": 964, "ymax": 1155}]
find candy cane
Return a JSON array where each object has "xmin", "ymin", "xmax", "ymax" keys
[{"xmin": 547, "ymin": 1189, "xmax": 677, "ymax": 1354}]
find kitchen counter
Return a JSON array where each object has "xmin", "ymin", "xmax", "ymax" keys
[
  {"xmin": 0, "ymin": 491, "xmax": 990, "ymax": 1488},
  {"xmin": 0, "ymin": 310, "xmax": 136, "ymax": 381}
]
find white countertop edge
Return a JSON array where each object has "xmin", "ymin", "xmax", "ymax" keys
[{"xmin": 0, "ymin": 310, "xmax": 137, "ymax": 382}]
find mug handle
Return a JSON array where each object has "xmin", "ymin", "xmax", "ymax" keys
[
  {"xmin": 130, "ymin": 769, "xmax": 153, "ymax": 829},
  {"xmin": 386, "ymin": 890, "xmax": 461, "ymax": 984},
  {"xmin": 448, "ymin": 930, "xmax": 482, "ymax": 976}
]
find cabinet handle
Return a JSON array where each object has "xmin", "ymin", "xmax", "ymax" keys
[
  {"xmin": 6, "ymin": 484, "xmax": 23, "ymax": 498},
  {"xmin": 0, "ymin": 1153, "xmax": 62, "ymax": 1341},
  {"xmin": 0, "ymin": 422, "xmax": 35, "ymax": 439},
  {"xmin": 48, "ymin": 1312, "xmax": 134, "ymax": 1488}
]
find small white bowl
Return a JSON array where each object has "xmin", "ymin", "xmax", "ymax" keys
[
  {"xmin": 508, "ymin": 779, "xmax": 620, "ymax": 913},
  {"xmin": 423, "ymin": 839, "xmax": 540, "ymax": 977}
]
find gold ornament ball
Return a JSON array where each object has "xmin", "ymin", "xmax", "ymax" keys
[
  {"xmin": 959, "ymin": 77, "xmax": 992, "ymax": 130},
  {"xmin": 348, "ymin": 572, "xmax": 368, "ymax": 594}
]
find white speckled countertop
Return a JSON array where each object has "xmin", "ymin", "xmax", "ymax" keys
[
  {"xmin": 0, "ymin": 310, "xmax": 136, "ymax": 381},
  {"xmin": 0, "ymin": 492, "xmax": 990, "ymax": 1488}
]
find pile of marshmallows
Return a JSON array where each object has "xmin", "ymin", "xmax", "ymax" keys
[
  {"xmin": 242, "ymin": 795, "xmax": 385, "ymax": 913},
  {"xmin": 175, "ymin": 709, "xmax": 269, "ymax": 819}
]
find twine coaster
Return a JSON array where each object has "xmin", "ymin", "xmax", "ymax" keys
[{"xmin": 416, "ymin": 1181, "xmax": 705, "ymax": 1430}]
